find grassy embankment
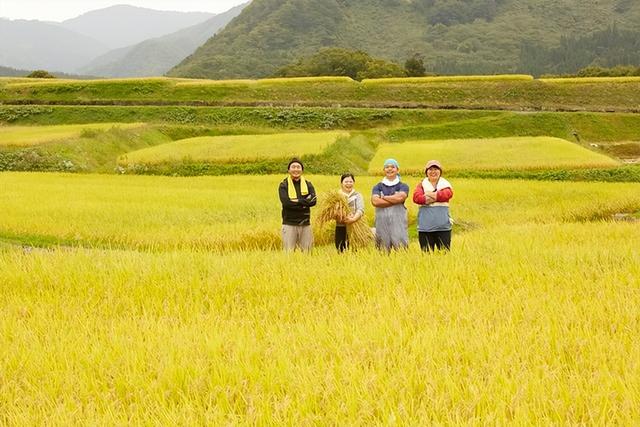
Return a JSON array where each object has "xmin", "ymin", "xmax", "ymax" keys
[
  {"xmin": 1, "ymin": 75, "xmax": 639, "ymax": 178},
  {"xmin": 0, "ymin": 126, "xmax": 172, "ymax": 173},
  {"xmin": 2, "ymin": 75, "xmax": 640, "ymax": 111},
  {"xmin": 1, "ymin": 172, "xmax": 640, "ymax": 424},
  {"xmin": 1, "ymin": 105, "xmax": 640, "ymax": 178},
  {"xmin": 0, "ymin": 105, "xmax": 416, "ymax": 173},
  {"xmin": 121, "ymin": 132, "xmax": 634, "ymax": 180}
]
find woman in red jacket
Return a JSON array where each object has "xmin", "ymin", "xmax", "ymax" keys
[{"xmin": 412, "ymin": 160, "xmax": 453, "ymax": 251}]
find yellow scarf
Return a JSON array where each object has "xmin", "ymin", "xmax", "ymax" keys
[{"xmin": 287, "ymin": 176, "xmax": 308, "ymax": 200}]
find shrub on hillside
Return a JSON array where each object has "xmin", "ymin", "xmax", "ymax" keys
[
  {"xmin": 0, "ymin": 106, "xmax": 54, "ymax": 123},
  {"xmin": 542, "ymin": 65, "xmax": 640, "ymax": 79},
  {"xmin": 27, "ymin": 70, "xmax": 56, "ymax": 79},
  {"xmin": 275, "ymin": 48, "xmax": 406, "ymax": 81},
  {"xmin": 577, "ymin": 65, "xmax": 640, "ymax": 77},
  {"xmin": 405, "ymin": 54, "xmax": 427, "ymax": 77}
]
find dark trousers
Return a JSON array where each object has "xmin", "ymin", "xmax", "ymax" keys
[
  {"xmin": 419, "ymin": 231, "xmax": 451, "ymax": 252},
  {"xmin": 335, "ymin": 225, "xmax": 348, "ymax": 252}
]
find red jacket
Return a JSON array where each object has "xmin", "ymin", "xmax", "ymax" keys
[{"xmin": 413, "ymin": 182, "xmax": 453, "ymax": 205}]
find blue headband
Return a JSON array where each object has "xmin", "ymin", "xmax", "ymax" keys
[{"xmin": 383, "ymin": 158, "xmax": 399, "ymax": 169}]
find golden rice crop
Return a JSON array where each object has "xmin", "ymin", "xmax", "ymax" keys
[
  {"xmin": 1, "ymin": 220, "xmax": 639, "ymax": 424},
  {"xmin": 5, "ymin": 77, "xmax": 173, "ymax": 88},
  {"xmin": 174, "ymin": 78, "xmax": 259, "ymax": 86},
  {"xmin": 370, "ymin": 136, "xmax": 620, "ymax": 174},
  {"xmin": 257, "ymin": 76, "xmax": 355, "ymax": 84},
  {"xmin": 4, "ymin": 78, "xmax": 78, "ymax": 87},
  {"xmin": 316, "ymin": 190, "xmax": 374, "ymax": 249},
  {"xmin": 2, "ymin": 173, "xmax": 640, "ymax": 423},
  {"xmin": 2, "ymin": 173, "xmax": 640, "ymax": 250},
  {"xmin": 361, "ymin": 74, "xmax": 534, "ymax": 85},
  {"xmin": 175, "ymin": 76, "xmax": 355, "ymax": 87},
  {"xmin": 0, "ymin": 77, "xmax": 35, "ymax": 85},
  {"xmin": 0, "ymin": 123, "xmax": 146, "ymax": 147},
  {"xmin": 540, "ymin": 76, "xmax": 640, "ymax": 84},
  {"xmin": 119, "ymin": 131, "xmax": 349, "ymax": 166}
]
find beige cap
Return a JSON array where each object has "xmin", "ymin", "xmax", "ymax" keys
[{"xmin": 425, "ymin": 160, "xmax": 442, "ymax": 174}]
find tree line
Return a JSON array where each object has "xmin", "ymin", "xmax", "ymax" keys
[
  {"xmin": 275, "ymin": 48, "xmax": 428, "ymax": 80},
  {"xmin": 518, "ymin": 25, "xmax": 640, "ymax": 76}
]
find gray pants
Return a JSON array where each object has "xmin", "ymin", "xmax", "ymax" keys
[{"xmin": 281, "ymin": 225, "xmax": 313, "ymax": 252}]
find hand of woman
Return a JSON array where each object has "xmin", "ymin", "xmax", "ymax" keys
[{"xmin": 343, "ymin": 214, "xmax": 356, "ymax": 224}]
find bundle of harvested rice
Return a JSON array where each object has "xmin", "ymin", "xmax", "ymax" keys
[{"xmin": 317, "ymin": 190, "xmax": 374, "ymax": 249}]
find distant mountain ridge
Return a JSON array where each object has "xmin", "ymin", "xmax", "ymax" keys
[
  {"xmin": 59, "ymin": 5, "xmax": 214, "ymax": 49},
  {"xmin": 0, "ymin": 65, "xmax": 30, "ymax": 77},
  {"xmin": 0, "ymin": 18, "xmax": 108, "ymax": 73},
  {"xmin": 168, "ymin": 0, "xmax": 640, "ymax": 79},
  {"xmin": 0, "ymin": 64, "xmax": 96, "ymax": 79},
  {"xmin": 80, "ymin": 3, "xmax": 248, "ymax": 78},
  {"xmin": 0, "ymin": 4, "xmax": 239, "ymax": 75}
]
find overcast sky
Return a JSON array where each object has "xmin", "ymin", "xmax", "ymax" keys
[{"xmin": 0, "ymin": 0, "xmax": 249, "ymax": 22}]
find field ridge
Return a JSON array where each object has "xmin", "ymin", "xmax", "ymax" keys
[{"xmin": 3, "ymin": 77, "xmax": 640, "ymax": 112}]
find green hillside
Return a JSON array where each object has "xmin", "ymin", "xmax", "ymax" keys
[{"xmin": 168, "ymin": 0, "xmax": 640, "ymax": 79}]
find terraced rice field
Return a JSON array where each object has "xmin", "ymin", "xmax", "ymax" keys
[
  {"xmin": 2, "ymin": 74, "xmax": 640, "ymax": 423},
  {"xmin": 118, "ymin": 131, "xmax": 349, "ymax": 166},
  {"xmin": 370, "ymin": 137, "xmax": 619, "ymax": 174},
  {"xmin": 0, "ymin": 123, "xmax": 145, "ymax": 147}
]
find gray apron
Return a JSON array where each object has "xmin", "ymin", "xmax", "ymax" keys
[{"xmin": 375, "ymin": 204, "xmax": 408, "ymax": 251}]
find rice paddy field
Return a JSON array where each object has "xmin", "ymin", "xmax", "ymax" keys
[
  {"xmin": 1, "ymin": 172, "xmax": 640, "ymax": 424},
  {"xmin": 119, "ymin": 131, "xmax": 348, "ymax": 166},
  {"xmin": 0, "ymin": 123, "xmax": 144, "ymax": 147},
  {"xmin": 2, "ymin": 74, "xmax": 640, "ymax": 423},
  {"xmin": 361, "ymin": 74, "xmax": 535, "ymax": 84},
  {"xmin": 371, "ymin": 136, "xmax": 620, "ymax": 174},
  {"xmin": 539, "ymin": 76, "xmax": 640, "ymax": 84},
  {"xmin": 2, "ymin": 172, "xmax": 639, "ymax": 250}
]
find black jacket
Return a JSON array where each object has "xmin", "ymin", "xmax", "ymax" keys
[{"xmin": 278, "ymin": 178, "xmax": 317, "ymax": 226}]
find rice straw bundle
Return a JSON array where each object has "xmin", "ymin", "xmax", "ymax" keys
[{"xmin": 317, "ymin": 190, "xmax": 374, "ymax": 249}]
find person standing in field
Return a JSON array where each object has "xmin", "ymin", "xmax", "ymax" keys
[
  {"xmin": 278, "ymin": 158, "xmax": 317, "ymax": 252},
  {"xmin": 413, "ymin": 160, "xmax": 453, "ymax": 252},
  {"xmin": 371, "ymin": 158, "xmax": 409, "ymax": 252},
  {"xmin": 335, "ymin": 173, "xmax": 365, "ymax": 252}
]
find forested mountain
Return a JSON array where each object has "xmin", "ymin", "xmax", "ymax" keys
[
  {"xmin": 519, "ymin": 25, "xmax": 640, "ymax": 76},
  {"xmin": 168, "ymin": 0, "xmax": 640, "ymax": 79},
  {"xmin": 59, "ymin": 5, "xmax": 214, "ymax": 49},
  {"xmin": 80, "ymin": 3, "xmax": 248, "ymax": 77}
]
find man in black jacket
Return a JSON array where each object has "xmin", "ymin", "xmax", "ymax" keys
[{"xmin": 278, "ymin": 158, "xmax": 317, "ymax": 252}]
